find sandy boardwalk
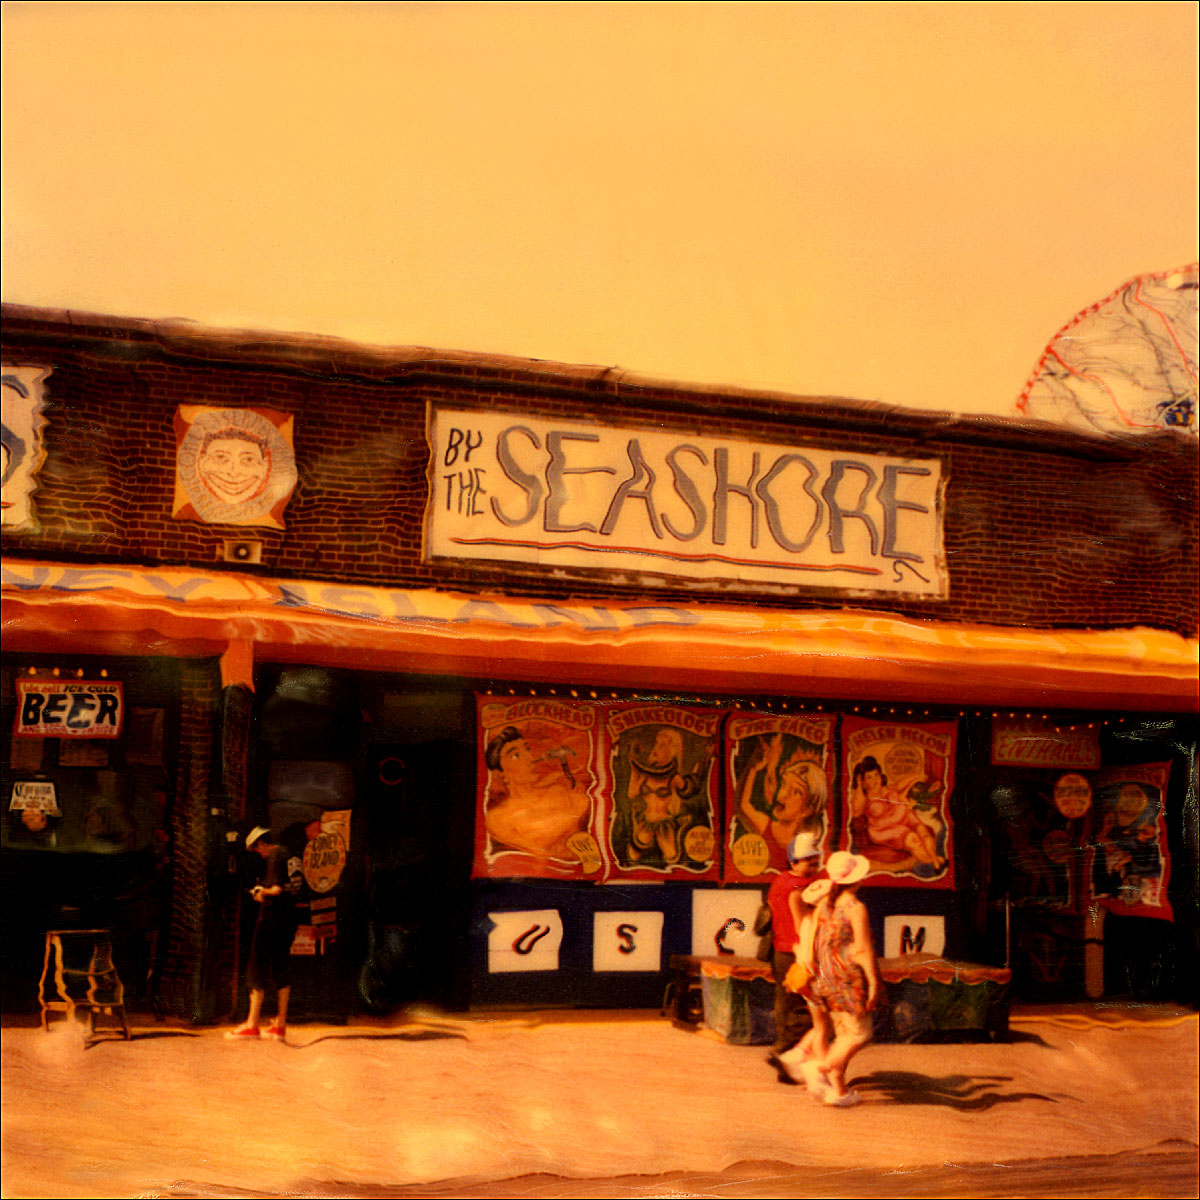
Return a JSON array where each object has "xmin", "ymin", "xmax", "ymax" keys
[{"xmin": 2, "ymin": 1007, "xmax": 1196, "ymax": 1198}]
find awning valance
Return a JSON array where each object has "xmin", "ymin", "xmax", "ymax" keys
[{"xmin": 2, "ymin": 561, "xmax": 1195, "ymax": 712}]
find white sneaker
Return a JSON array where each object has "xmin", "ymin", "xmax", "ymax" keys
[{"xmin": 800, "ymin": 1060, "xmax": 831, "ymax": 1097}]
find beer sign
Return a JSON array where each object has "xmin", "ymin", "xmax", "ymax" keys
[{"xmin": 14, "ymin": 680, "xmax": 123, "ymax": 738}]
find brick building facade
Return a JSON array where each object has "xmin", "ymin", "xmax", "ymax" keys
[{"xmin": 3, "ymin": 304, "xmax": 1196, "ymax": 1024}]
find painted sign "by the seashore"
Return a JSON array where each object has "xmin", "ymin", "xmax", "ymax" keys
[{"xmin": 426, "ymin": 408, "xmax": 946, "ymax": 596}]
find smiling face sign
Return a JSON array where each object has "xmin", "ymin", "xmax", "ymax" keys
[
  {"xmin": 196, "ymin": 432, "xmax": 272, "ymax": 505},
  {"xmin": 173, "ymin": 406, "xmax": 297, "ymax": 527}
]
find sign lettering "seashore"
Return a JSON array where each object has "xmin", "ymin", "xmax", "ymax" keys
[{"xmin": 426, "ymin": 409, "xmax": 945, "ymax": 596}]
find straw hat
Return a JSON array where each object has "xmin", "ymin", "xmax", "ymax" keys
[
  {"xmin": 825, "ymin": 850, "xmax": 870, "ymax": 885},
  {"xmin": 801, "ymin": 877, "xmax": 833, "ymax": 905}
]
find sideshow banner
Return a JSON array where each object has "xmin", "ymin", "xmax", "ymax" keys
[
  {"xmin": 841, "ymin": 717, "xmax": 955, "ymax": 887},
  {"xmin": 604, "ymin": 703, "xmax": 721, "ymax": 881},
  {"xmin": 1089, "ymin": 762, "xmax": 1172, "ymax": 920},
  {"xmin": 173, "ymin": 405, "xmax": 297, "ymax": 527},
  {"xmin": 474, "ymin": 696, "xmax": 604, "ymax": 879},
  {"xmin": 988, "ymin": 772, "xmax": 1091, "ymax": 912},
  {"xmin": 1, "ymin": 365, "xmax": 50, "ymax": 530},
  {"xmin": 724, "ymin": 713, "xmax": 835, "ymax": 880}
]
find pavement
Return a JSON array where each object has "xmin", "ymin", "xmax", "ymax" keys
[{"xmin": 1, "ymin": 1003, "xmax": 1197, "ymax": 1199}]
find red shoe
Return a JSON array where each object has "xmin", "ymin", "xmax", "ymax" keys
[
  {"xmin": 224, "ymin": 1026, "xmax": 260, "ymax": 1039},
  {"xmin": 263, "ymin": 1025, "xmax": 286, "ymax": 1041}
]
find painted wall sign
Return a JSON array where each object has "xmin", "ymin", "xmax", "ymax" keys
[
  {"xmin": 841, "ymin": 717, "xmax": 955, "ymax": 887},
  {"xmin": 487, "ymin": 909, "xmax": 564, "ymax": 973},
  {"xmin": 690, "ymin": 889, "xmax": 761, "ymax": 958},
  {"xmin": 14, "ymin": 680, "xmax": 124, "ymax": 738},
  {"xmin": 882, "ymin": 914, "xmax": 946, "ymax": 958},
  {"xmin": 173, "ymin": 405, "xmax": 298, "ymax": 527},
  {"xmin": 991, "ymin": 716, "xmax": 1101, "ymax": 769},
  {"xmin": 1, "ymin": 365, "xmax": 50, "ymax": 530},
  {"xmin": 426, "ymin": 408, "xmax": 946, "ymax": 596},
  {"xmin": 592, "ymin": 911, "xmax": 664, "ymax": 972},
  {"xmin": 724, "ymin": 713, "xmax": 834, "ymax": 880}
]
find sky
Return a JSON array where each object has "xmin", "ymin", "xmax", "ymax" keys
[{"xmin": 2, "ymin": 2, "xmax": 1197, "ymax": 416}]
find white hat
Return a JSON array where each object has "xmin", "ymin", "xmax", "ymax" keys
[
  {"xmin": 802, "ymin": 877, "xmax": 833, "ymax": 905},
  {"xmin": 246, "ymin": 826, "xmax": 270, "ymax": 849},
  {"xmin": 825, "ymin": 850, "xmax": 870, "ymax": 885},
  {"xmin": 787, "ymin": 831, "xmax": 821, "ymax": 863}
]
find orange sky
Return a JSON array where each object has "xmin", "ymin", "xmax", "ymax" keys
[{"xmin": 2, "ymin": 2, "xmax": 1196, "ymax": 415}]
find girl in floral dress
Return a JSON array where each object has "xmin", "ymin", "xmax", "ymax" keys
[{"xmin": 802, "ymin": 851, "xmax": 883, "ymax": 1106}]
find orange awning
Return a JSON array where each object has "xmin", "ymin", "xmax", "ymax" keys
[{"xmin": 2, "ymin": 560, "xmax": 1195, "ymax": 711}]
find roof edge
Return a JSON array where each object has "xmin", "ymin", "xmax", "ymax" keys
[{"xmin": 2, "ymin": 301, "xmax": 1186, "ymax": 459}]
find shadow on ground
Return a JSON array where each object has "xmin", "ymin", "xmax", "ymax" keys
[
  {"xmin": 83, "ymin": 1030, "xmax": 204, "ymax": 1050},
  {"xmin": 852, "ymin": 1070, "xmax": 1058, "ymax": 1110},
  {"xmin": 288, "ymin": 1029, "xmax": 469, "ymax": 1048}
]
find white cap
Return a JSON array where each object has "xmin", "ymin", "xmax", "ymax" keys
[
  {"xmin": 246, "ymin": 826, "xmax": 270, "ymax": 849},
  {"xmin": 787, "ymin": 831, "xmax": 821, "ymax": 863}
]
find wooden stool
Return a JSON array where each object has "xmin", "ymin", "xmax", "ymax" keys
[{"xmin": 39, "ymin": 929, "xmax": 131, "ymax": 1041}]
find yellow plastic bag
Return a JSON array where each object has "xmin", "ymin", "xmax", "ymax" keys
[{"xmin": 783, "ymin": 959, "xmax": 810, "ymax": 994}]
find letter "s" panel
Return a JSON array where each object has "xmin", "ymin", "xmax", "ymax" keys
[{"xmin": 593, "ymin": 911, "xmax": 664, "ymax": 972}]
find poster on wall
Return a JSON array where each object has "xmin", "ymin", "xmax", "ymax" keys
[
  {"xmin": 473, "ymin": 696, "xmax": 604, "ymax": 879},
  {"xmin": 302, "ymin": 809, "xmax": 352, "ymax": 895},
  {"xmin": 840, "ymin": 717, "xmax": 955, "ymax": 887},
  {"xmin": 9, "ymin": 780, "xmax": 60, "ymax": 834},
  {"xmin": 604, "ymin": 703, "xmax": 721, "ymax": 881},
  {"xmin": 987, "ymin": 773, "xmax": 1090, "ymax": 912},
  {"xmin": 1, "ymin": 365, "xmax": 50, "ymax": 531},
  {"xmin": 1089, "ymin": 762, "xmax": 1173, "ymax": 921},
  {"xmin": 172, "ymin": 405, "xmax": 298, "ymax": 528},
  {"xmin": 724, "ymin": 713, "xmax": 835, "ymax": 881}
]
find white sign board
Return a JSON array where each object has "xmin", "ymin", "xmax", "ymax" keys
[
  {"xmin": 691, "ymin": 889, "xmax": 762, "ymax": 958},
  {"xmin": 487, "ymin": 909, "xmax": 564, "ymax": 973},
  {"xmin": 592, "ymin": 911, "xmax": 664, "ymax": 972},
  {"xmin": 9, "ymin": 780, "xmax": 59, "ymax": 814},
  {"xmin": 427, "ymin": 408, "xmax": 945, "ymax": 596},
  {"xmin": 883, "ymin": 914, "xmax": 946, "ymax": 959}
]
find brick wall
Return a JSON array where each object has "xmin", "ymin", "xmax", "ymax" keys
[
  {"xmin": 157, "ymin": 658, "xmax": 217, "ymax": 1022},
  {"xmin": 210, "ymin": 684, "xmax": 253, "ymax": 1021},
  {"xmin": 3, "ymin": 308, "xmax": 1196, "ymax": 637}
]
